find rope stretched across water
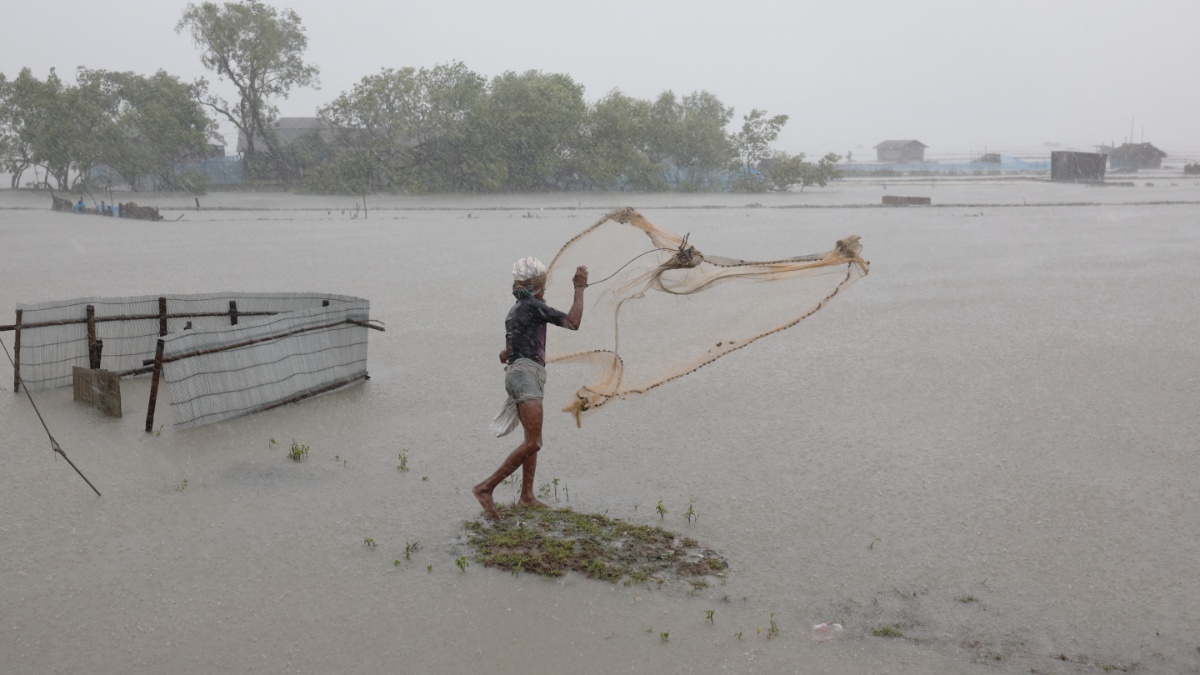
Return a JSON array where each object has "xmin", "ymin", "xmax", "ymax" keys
[{"xmin": 0, "ymin": 337, "xmax": 102, "ymax": 497}]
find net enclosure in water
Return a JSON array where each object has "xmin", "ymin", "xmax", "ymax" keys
[
  {"xmin": 158, "ymin": 301, "xmax": 372, "ymax": 429},
  {"xmin": 6, "ymin": 292, "xmax": 378, "ymax": 430},
  {"xmin": 542, "ymin": 208, "xmax": 868, "ymax": 424}
]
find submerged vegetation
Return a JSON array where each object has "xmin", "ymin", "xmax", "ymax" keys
[
  {"xmin": 287, "ymin": 440, "xmax": 309, "ymax": 461},
  {"xmin": 871, "ymin": 624, "xmax": 905, "ymax": 639},
  {"xmin": 463, "ymin": 506, "xmax": 727, "ymax": 588}
]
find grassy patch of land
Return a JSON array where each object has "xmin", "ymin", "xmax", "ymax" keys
[{"xmin": 464, "ymin": 506, "xmax": 727, "ymax": 588}]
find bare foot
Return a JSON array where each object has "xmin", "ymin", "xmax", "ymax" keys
[
  {"xmin": 518, "ymin": 496, "xmax": 550, "ymax": 509},
  {"xmin": 473, "ymin": 484, "xmax": 501, "ymax": 520}
]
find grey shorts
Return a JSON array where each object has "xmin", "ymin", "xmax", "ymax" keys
[{"xmin": 505, "ymin": 358, "xmax": 547, "ymax": 402}]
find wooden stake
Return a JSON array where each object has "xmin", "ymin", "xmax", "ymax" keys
[
  {"xmin": 12, "ymin": 309, "xmax": 21, "ymax": 393},
  {"xmin": 158, "ymin": 297, "xmax": 168, "ymax": 337},
  {"xmin": 145, "ymin": 338, "xmax": 165, "ymax": 433},
  {"xmin": 86, "ymin": 305, "xmax": 100, "ymax": 370},
  {"xmin": 89, "ymin": 340, "xmax": 104, "ymax": 370},
  {"xmin": 229, "ymin": 300, "xmax": 238, "ymax": 325}
]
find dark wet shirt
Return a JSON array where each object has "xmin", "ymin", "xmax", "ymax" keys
[{"xmin": 505, "ymin": 296, "xmax": 568, "ymax": 366}]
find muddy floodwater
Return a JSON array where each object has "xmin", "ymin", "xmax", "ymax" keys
[{"xmin": 2, "ymin": 178, "xmax": 1199, "ymax": 674}]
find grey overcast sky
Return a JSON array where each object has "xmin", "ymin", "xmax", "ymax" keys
[{"xmin": 5, "ymin": 0, "xmax": 1197, "ymax": 158}]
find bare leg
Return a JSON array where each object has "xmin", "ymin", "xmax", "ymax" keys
[
  {"xmin": 518, "ymin": 450, "xmax": 549, "ymax": 509},
  {"xmin": 474, "ymin": 400, "xmax": 543, "ymax": 519}
]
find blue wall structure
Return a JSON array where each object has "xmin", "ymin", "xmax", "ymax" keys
[
  {"xmin": 87, "ymin": 156, "xmax": 244, "ymax": 190},
  {"xmin": 183, "ymin": 155, "xmax": 244, "ymax": 186}
]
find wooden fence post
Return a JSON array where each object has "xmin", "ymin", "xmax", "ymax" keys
[
  {"xmin": 86, "ymin": 305, "xmax": 102, "ymax": 370},
  {"xmin": 229, "ymin": 300, "xmax": 239, "ymax": 325},
  {"xmin": 158, "ymin": 297, "xmax": 168, "ymax": 337},
  {"xmin": 12, "ymin": 310, "xmax": 21, "ymax": 393},
  {"xmin": 145, "ymin": 338, "xmax": 166, "ymax": 433}
]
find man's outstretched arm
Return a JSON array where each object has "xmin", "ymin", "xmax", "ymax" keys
[{"xmin": 560, "ymin": 266, "xmax": 588, "ymax": 330}]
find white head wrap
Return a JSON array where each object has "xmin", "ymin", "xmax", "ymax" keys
[{"xmin": 512, "ymin": 257, "xmax": 547, "ymax": 281}]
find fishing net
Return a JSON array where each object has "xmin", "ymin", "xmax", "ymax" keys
[{"xmin": 542, "ymin": 207, "xmax": 868, "ymax": 424}]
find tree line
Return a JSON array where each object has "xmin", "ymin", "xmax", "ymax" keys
[
  {"xmin": 0, "ymin": 0, "xmax": 841, "ymax": 194},
  {"xmin": 0, "ymin": 68, "xmax": 213, "ymax": 191}
]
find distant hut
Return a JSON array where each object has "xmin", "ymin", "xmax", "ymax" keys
[
  {"xmin": 236, "ymin": 117, "xmax": 333, "ymax": 154},
  {"xmin": 1107, "ymin": 143, "xmax": 1166, "ymax": 171},
  {"xmin": 1050, "ymin": 151, "xmax": 1106, "ymax": 182},
  {"xmin": 977, "ymin": 153, "xmax": 1001, "ymax": 164},
  {"xmin": 236, "ymin": 117, "xmax": 335, "ymax": 182},
  {"xmin": 873, "ymin": 140, "xmax": 928, "ymax": 163}
]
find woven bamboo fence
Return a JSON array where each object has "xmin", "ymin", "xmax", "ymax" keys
[{"xmin": 3, "ymin": 293, "xmax": 381, "ymax": 430}]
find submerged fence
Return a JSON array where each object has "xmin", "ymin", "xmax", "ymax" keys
[{"xmin": 3, "ymin": 292, "xmax": 381, "ymax": 430}]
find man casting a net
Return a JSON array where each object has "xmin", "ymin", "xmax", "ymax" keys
[{"xmin": 473, "ymin": 257, "xmax": 588, "ymax": 520}]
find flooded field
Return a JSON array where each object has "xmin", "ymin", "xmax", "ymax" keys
[{"xmin": 2, "ymin": 179, "xmax": 1199, "ymax": 674}]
